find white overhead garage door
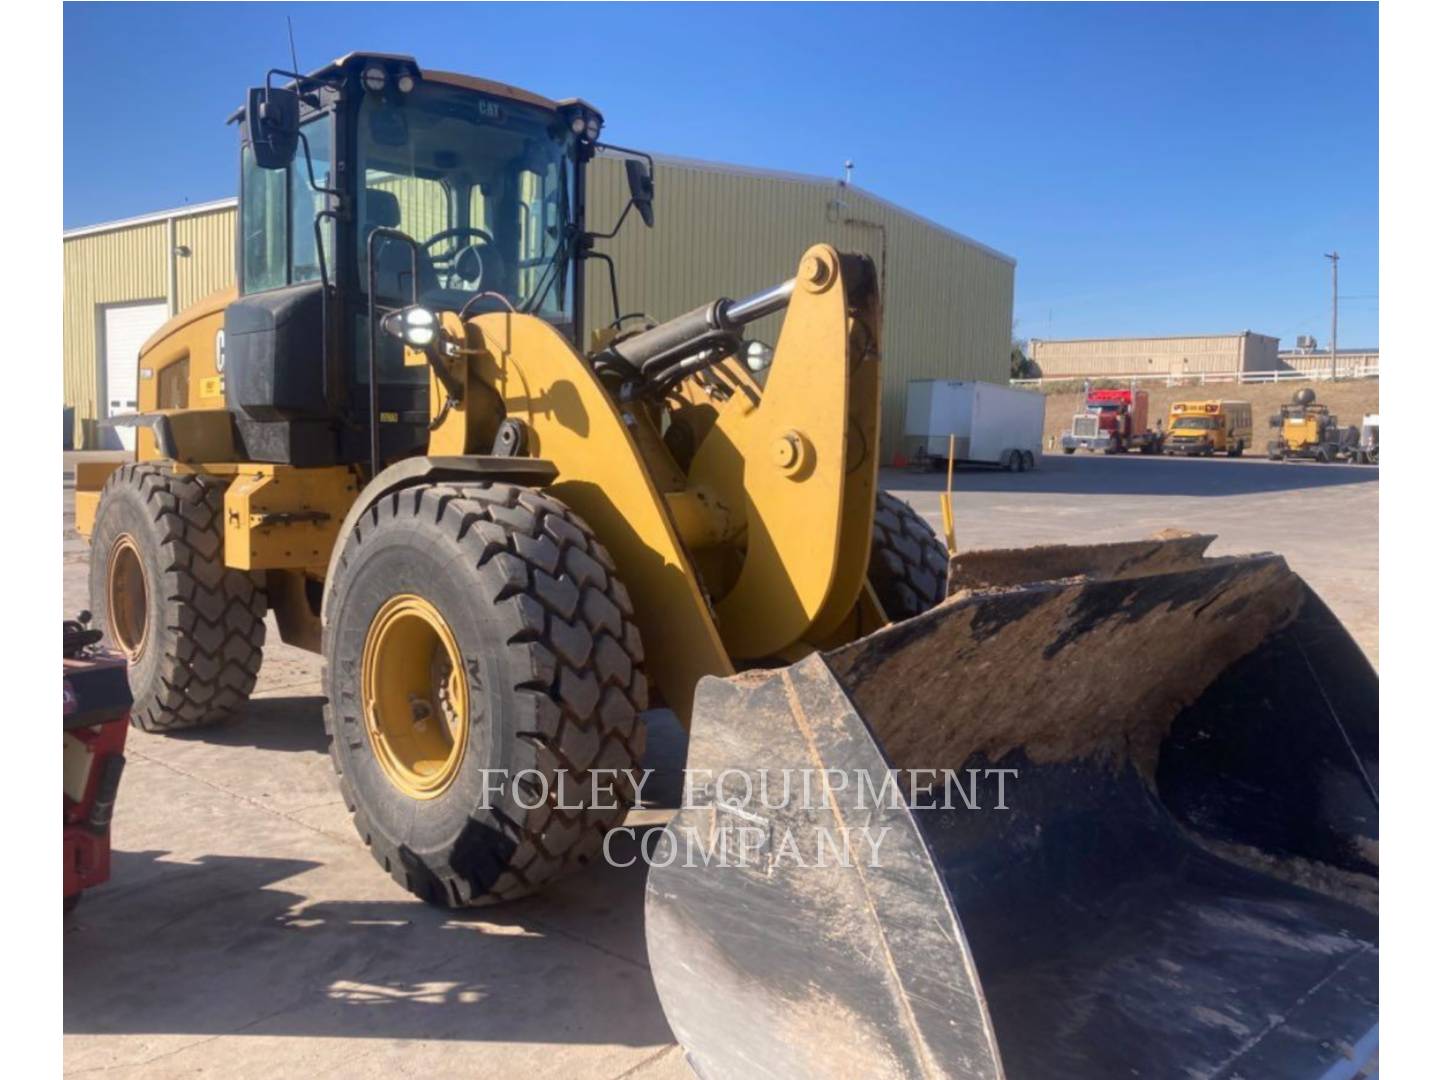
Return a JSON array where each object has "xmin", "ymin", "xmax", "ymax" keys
[{"xmin": 102, "ymin": 301, "xmax": 168, "ymax": 450}]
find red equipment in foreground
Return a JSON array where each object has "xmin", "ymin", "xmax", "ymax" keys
[{"xmin": 63, "ymin": 617, "xmax": 131, "ymax": 909}]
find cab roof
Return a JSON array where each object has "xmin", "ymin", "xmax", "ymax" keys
[{"xmin": 231, "ymin": 52, "xmax": 600, "ymax": 124}]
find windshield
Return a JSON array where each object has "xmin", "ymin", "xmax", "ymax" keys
[
  {"xmin": 356, "ymin": 82, "xmax": 577, "ymax": 321},
  {"xmin": 1174, "ymin": 416, "xmax": 1219, "ymax": 430}
]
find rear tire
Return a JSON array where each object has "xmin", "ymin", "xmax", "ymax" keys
[
  {"xmin": 88, "ymin": 464, "xmax": 266, "ymax": 733},
  {"xmin": 1022, "ymin": 451, "xmax": 1036, "ymax": 470},
  {"xmin": 323, "ymin": 482, "xmax": 647, "ymax": 907},
  {"xmin": 869, "ymin": 492, "xmax": 949, "ymax": 620}
]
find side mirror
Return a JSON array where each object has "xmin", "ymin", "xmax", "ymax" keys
[
  {"xmin": 625, "ymin": 158, "xmax": 655, "ymax": 228},
  {"xmin": 246, "ymin": 86, "xmax": 300, "ymax": 169}
]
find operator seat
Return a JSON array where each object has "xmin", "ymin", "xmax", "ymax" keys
[{"xmin": 364, "ymin": 190, "xmax": 441, "ymax": 306}]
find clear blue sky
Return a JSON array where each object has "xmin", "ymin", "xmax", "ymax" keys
[{"xmin": 63, "ymin": 2, "xmax": 1379, "ymax": 346}]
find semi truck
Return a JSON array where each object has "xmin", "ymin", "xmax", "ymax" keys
[
  {"xmin": 1061, "ymin": 384, "xmax": 1164, "ymax": 455},
  {"xmin": 904, "ymin": 379, "xmax": 1045, "ymax": 471},
  {"xmin": 1163, "ymin": 400, "xmax": 1253, "ymax": 457}
]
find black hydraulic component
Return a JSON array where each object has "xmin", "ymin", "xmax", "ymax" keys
[{"xmin": 593, "ymin": 277, "xmax": 797, "ymax": 384}]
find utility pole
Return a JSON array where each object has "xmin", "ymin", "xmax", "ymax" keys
[{"xmin": 1324, "ymin": 251, "xmax": 1339, "ymax": 379}]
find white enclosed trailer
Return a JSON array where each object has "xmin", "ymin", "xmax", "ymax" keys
[{"xmin": 905, "ymin": 380, "xmax": 1046, "ymax": 470}]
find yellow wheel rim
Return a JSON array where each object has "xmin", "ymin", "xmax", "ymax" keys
[
  {"xmin": 107, "ymin": 534, "xmax": 148, "ymax": 659},
  {"xmin": 360, "ymin": 594, "xmax": 469, "ymax": 799}
]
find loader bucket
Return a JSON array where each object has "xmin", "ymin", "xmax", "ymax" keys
[{"xmin": 645, "ymin": 534, "xmax": 1377, "ymax": 1080}]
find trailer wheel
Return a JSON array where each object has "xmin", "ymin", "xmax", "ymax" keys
[
  {"xmin": 869, "ymin": 492, "xmax": 949, "ymax": 620},
  {"xmin": 1227, "ymin": 441, "xmax": 1244, "ymax": 457},
  {"xmin": 1063, "ymin": 446, "xmax": 1076, "ymax": 455},
  {"xmin": 88, "ymin": 464, "xmax": 266, "ymax": 732},
  {"xmin": 323, "ymin": 481, "xmax": 646, "ymax": 907},
  {"xmin": 1316, "ymin": 445, "xmax": 1333, "ymax": 463},
  {"xmin": 1022, "ymin": 451, "xmax": 1036, "ymax": 471}
]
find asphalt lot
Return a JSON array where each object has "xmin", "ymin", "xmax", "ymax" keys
[{"xmin": 62, "ymin": 452, "xmax": 1378, "ymax": 1077}]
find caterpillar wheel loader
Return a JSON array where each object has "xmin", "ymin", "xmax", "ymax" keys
[{"xmin": 76, "ymin": 54, "xmax": 1379, "ymax": 1078}]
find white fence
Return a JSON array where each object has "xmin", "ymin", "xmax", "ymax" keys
[{"xmin": 1010, "ymin": 364, "xmax": 1380, "ymax": 390}]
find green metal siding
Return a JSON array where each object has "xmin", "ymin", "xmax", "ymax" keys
[
  {"xmin": 64, "ymin": 157, "xmax": 1014, "ymax": 456},
  {"xmin": 583, "ymin": 155, "xmax": 1015, "ymax": 459},
  {"xmin": 63, "ymin": 221, "xmax": 168, "ymax": 447},
  {"xmin": 175, "ymin": 207, "xmax": 237, "ymax": 311}
]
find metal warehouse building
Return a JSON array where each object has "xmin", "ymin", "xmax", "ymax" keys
[
  {"xmin": 63, "ymin": 152, "xmax": 1016, "ymax": 457},
  {"xmin": 1029, "ymin": 332, "xmax": 1280, "ymax": 379}
]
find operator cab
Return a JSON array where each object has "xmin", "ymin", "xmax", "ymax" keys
[{"xmin": 224, "ymin": 53, "xmax": 631, "ymax": 469}]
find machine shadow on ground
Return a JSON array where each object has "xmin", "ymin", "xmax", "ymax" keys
[
  {"xmin": 63, "ymin": 837, "xmax": 676, "ymax": 1047},
  {"xmin": 169, "ymin": 695, "xmax": 332, "ymax": 754},
  {"xmin": 166, "ymin": 699, "xmax": 693, "ymax": 805},
  {"xmin": 889, "ymin": 454, "xmax": 1379, "ymax": 498}
]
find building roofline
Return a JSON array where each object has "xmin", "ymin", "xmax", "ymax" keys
[
  {"xmin": 1278, "ymin": 347, "xmax": 1379, "ymax": 355},
  {"xmin": 1032, "ymin": 332, "xmax": 1280, "ymax": 346},
  {"xmin": 63, "ymin": 151, "xmax": 1018, "ymax": 268},
  {"xmin": 601, "ymin": 148, "xmax": 1016, "ymax": 267},
  {"xmin": 63, "ymin": 197, "xmax": 239, "ymax": 240}
]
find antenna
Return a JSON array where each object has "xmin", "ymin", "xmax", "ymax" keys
[
  {"xmin": 843, "ymin": 159, "xmax": 854, "ymax": 186},
  {"xmin": 286, "ymin": 15, "xmax": 301, "ymax": 74}
]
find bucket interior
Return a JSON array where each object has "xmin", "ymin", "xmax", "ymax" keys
[{"xmin": 917, "ymin": 587, "xmax": 1378, "ymax": 1078}]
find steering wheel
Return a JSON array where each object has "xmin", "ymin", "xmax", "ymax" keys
[{"xmin": 423, "ymin": 227, "xmax": 496, "ymax": 291}]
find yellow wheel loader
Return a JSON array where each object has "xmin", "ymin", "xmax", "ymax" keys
[{"xmin": 76, "ymin": 54, "xmax": 1378, "ymax": 1077}]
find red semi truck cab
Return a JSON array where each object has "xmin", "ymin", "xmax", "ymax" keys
[{"xmin": 1062, "ymin": 386, "xmax": 1163, "ymax": 455}]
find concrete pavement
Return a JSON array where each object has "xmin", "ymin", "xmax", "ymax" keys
[{"xmin": 62, "ymin": 452, "xmax": 1377, "ymax": 1076}]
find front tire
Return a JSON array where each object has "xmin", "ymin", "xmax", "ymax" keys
[
  {"xmin": 869, "ymin": 492, "xmax": 949, "ymax": 620},
  {"xmin": 88, "ymin": 464, "xmax": 266, "ymax": 732},
  {"xmin": 323, "ymin": 482, "xmax": 647, "ymax": 907}
]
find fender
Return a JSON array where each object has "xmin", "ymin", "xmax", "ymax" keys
[{"xmin": 321, "ymin": 454, "xmax": 560, "ymax": 603}]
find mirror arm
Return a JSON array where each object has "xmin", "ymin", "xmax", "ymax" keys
[
  {"xmin": 594, "ymin": 142, "xmax": 655, "ymax": 174},
  {"xmin": 295, "ymin": 129, "xmax": 343, "ymax": 202},
  {"xmin": 582, "ymin": 249, "xmax": 623, "ymax": 325},
  {"xmin": 264, "ymin": 67, "xmax": 342, "ymax": 95},
  {"xmin": 586, "ymin": 200, "xmax": 634, "ymax": 242}
]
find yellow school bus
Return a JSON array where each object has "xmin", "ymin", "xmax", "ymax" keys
[{"xmin": 1164, "ymin": 400, "xmax": 1253, "ymax": 456}]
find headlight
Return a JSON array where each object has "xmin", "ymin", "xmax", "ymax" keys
[
  {"xmin": 745, "ymin": 340, "xmax": 774, "ymax": 373},
  {"xmin": 362, "ymin": 66, "xmax": 387, "ymax": 93},
  {"xmin": 570, "ymin": 115, "xmax": 587, "ymax": 135},
  {"xmin": 396, "ymin": 72, "xmax": 416, "ymax": 94},
  {"xmin": 585, "ymin": 116, "xmax": 601, "ymax": 141},
  {"xmin": 402, "ymin": 307, "xmax": 437, "ymax": 347},
  {"xmin": 382, "ymin": 306, "xmax": 438, "ymax": 349}
]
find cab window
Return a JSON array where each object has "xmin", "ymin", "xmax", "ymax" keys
[
  {"xmin": 291, "ymin": 117, "xmax": 335, "ymax": 284},
  {"xmin": 239, "ymin": 115, "xmax": 335, "ymax": 293},
  {"xmin": 240, "ymin": 145, "xmax": 286, "ymax": 292}
]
